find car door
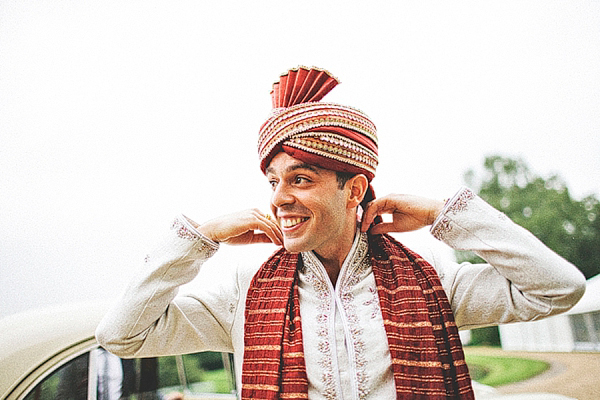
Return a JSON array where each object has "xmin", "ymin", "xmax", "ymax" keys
[{"xmin": 10, "ymin": 342, "xmax": 236, "ymax": 400}]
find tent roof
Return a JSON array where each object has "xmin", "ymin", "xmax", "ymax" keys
[{"xmin": 567, "ymin": 274, "xmax": 600, "ymax": 315}]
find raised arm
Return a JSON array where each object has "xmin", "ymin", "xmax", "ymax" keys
[
  {"xmin": 361, "ymin": 187, "xmax": 586, "ymax": 329},
  {"xmin": 95, "ymin": 210, "xmax": 281, "ymax": 358}
]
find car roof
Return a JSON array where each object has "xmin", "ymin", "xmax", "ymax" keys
[{"xmin": 0, "ymin": 301, "xmax": 109, "ymax": 399}]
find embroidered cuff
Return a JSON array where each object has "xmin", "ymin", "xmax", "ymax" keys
[
  {"xmin": 171, "ymin": 215, "xmax": 220, "ymax": 259},
  {"xmin": 430, "ymin": 187, "xmax": 476, "ymax": 241}
]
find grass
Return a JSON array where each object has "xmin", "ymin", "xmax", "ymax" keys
[
  {"xmin": 201, "ymin": 369, "xmax": 233, "ymax": 393},
  {"xmin": 184, "ymin": 369, "xmax": 233, "ymax": 394},
  {"xmin": 465, "ymin": 353, "xmax": 550, "ymax": 387}
]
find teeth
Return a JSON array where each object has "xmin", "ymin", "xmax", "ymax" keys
[{"xmin": 281, "ymin": 217, "xmax": 308, "ymax": 228}]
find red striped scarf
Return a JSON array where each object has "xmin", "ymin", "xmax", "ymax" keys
[{"xmin": 242, "ymin": 233, "xmax": 474, "ymax": 399}]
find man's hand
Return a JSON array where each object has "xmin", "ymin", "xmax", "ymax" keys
[
  {"xmin": 360, "ymin": 194, "xmax": 445, "ymax": 234},
  {"xmin": 197, "ymin": 209, "xmax": 283, "ymax": 246}
]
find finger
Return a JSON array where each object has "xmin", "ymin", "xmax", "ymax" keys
[
  {"xmin": 248, "ymin": 210, "xmax": 279, "ymax": 235},
  {"xmin": 260, "ymin": 226, "xmax": 283, "ymax": 246},
  {"xmin": 360, "ymin": 201, "xmax": 378, "ymax": 232},
  {"xmin": 250, "ymin": 221, "xmax": 282, "ymax": 246},
  {"xmin": 248, "ymin": 232, "xmax": 275, "ymax": 244},
  {"xmin": 254, "ymin": 212, "xmax": 283, "ymax": 245},
  {"xmin": 220, "ymin": 210, "xmax": 282, "ymax": 245},
  {"xmin": 245, "ymin": 209, "xmax": 283, "ymax": 246},
  {"xmin": 361, "ymin": 198, "xmax": 394, "ymax": 231},
  {"xmin": 369, "ymin": 222, "xmax": 397, "ymax": 235},
  {"xmin": 260, "ymin": 213, "xmax": 283, "ymax": 239},
  {"xmin": 225, "ymin": 230, "xmax": 277, "ymax": 246}
]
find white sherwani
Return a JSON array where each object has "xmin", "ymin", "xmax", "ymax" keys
[{"xmin": 96, "ymin": 188, "xmax": 586, "ymax": 399}]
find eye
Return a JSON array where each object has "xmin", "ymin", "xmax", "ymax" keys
[
  {"xmin": 294, "ymin": 176, "xmax": 310, "ymax": 185},
  {"xmin": 268, "ymin": 179, "xmax": 278, "ymax": 190}
]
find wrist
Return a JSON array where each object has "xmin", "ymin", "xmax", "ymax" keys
[
  {"xmin": 427, "ymin": 200, "xmax": 446, "ymax": 225},
  {"xmin": 178, "ymin": 215, "xmax": 221, "ymax": 246},
  {"xmin": 197, "ymin": 224, "xmax": 219, "ymax": 243}
]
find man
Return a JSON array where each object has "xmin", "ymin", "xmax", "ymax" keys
[{"xmin": 96, "ymin": 67, "xmax": 586, "ymax": 399}]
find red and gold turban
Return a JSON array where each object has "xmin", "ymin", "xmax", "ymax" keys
[{"xmin": 258, "ymin": 66, "xmax": 378, "ymax": 181}]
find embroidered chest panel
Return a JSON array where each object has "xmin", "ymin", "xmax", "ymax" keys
[{"xmin": 299, "ymin": 233, "xmax": 390, "ymax": 400}]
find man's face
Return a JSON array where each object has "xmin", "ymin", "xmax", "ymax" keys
[{"xmin": 266, "ymin": 152, "xmax": 353, "ymax": 255}]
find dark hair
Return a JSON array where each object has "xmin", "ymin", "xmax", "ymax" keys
[{"xmin": 335, "ymin": 170, "xmax": 356, "ymax": 189}]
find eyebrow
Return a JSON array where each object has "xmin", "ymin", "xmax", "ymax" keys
[{"xmin": 266, "ymin": 162, "xmax": 321, "ymax": 176}]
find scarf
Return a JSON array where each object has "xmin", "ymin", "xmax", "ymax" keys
[{"xmin": 242, "ymin": 233, "xmax": 474, "ymax": 399}]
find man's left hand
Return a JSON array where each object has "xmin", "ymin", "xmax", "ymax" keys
[{"xmin": 360, "ymin": 194, "xmax": 445, "ymax": 234}]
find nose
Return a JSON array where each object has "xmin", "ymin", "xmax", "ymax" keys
[{"xmin": 271, "ymin": 182, "xmax": 295, "ymax": 209}]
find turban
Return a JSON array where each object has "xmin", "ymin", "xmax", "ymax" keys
[{"xmin": 258, "ymin": 66, "xmax": 378, "ymax": 181}]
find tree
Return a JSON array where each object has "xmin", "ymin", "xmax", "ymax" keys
[
  {"xmin": 462, "ymin": 155, "xmax": 600, "ymax": 279},
  {"xmin": 461, "ymin": 155, "xmax": 600, "ymax": 346}
]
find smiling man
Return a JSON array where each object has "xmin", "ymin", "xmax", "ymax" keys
[{"xmin": 97, "ymin": 67, "xmax": 586, "ymax": 400}]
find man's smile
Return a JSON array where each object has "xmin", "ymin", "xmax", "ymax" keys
[{"xmin": 280, "ymin": 216, "xmax": 309, "ymax": 229}]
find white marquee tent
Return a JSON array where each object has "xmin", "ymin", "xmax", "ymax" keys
[{"xmin": 499, "ymin": 274, "xmax": 600, "ymax": 352}]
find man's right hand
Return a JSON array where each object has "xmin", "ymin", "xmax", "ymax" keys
[{"xmin": 197, "ymin": 209, "xmax": 283, "ymax": 246}]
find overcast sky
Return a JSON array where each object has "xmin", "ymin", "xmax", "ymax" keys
[{"xmin": 1, "ymin": 1, "xmax": 599, "ymax": 317}]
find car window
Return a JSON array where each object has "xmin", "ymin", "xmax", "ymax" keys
[
  {"xmin": 21, "ymin": 348, "xmax": 235, "ymax": 400},
  {"xmin": 96, "ymin": 348, "xmax": 185, "ymax": 399},
  {"xmin": 182, "ymin": 352, "xmax": 235, "ymax": 394},
  {"xmin": 23, "ymin": 352, "xmax": 89, "ymax": 400},
  {"xmin": 94, "ymin": 348, "xmax": 235, "ymax": 399}
]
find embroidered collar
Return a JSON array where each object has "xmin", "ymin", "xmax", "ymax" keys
[{"xmin": 301, "ymin": 230, "xmax": 370, "ymax": 288}]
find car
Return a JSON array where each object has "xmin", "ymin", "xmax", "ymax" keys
[{"xmin": 0, "ymin": 302, "xmax": 236, "ymax": 400}]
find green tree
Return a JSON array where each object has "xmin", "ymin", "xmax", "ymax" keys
[
  {"xmin": 462, "ymin": 155, "xmax": 600, "ymax": 279},
  {"xmin": 461, "ymin": 155, "xmax": 600, "ymax": 346}
]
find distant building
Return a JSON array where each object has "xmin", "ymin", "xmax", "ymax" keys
[{"xmin": 499, "ymin": 274, "xmax": 600, "ymax": 352}]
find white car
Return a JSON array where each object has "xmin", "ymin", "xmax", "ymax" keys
[{"xmin": 0, "ymin": 302, "xmax": 236, "ymax": 400}]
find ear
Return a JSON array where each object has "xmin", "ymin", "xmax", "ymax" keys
[{"xmin": 346, "ymin": 174, "xmax": 369, "ymax": 209}]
